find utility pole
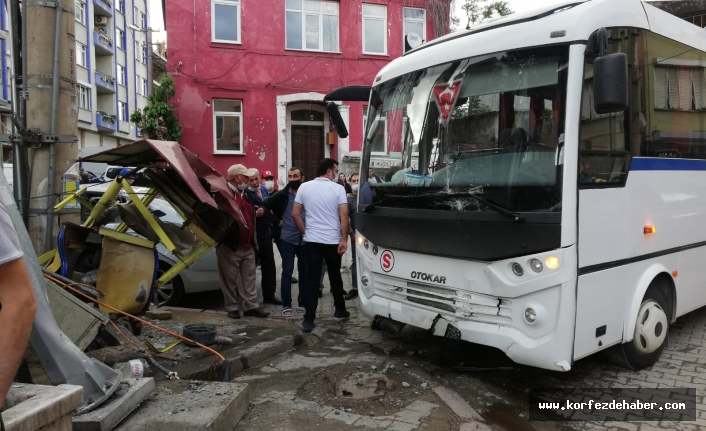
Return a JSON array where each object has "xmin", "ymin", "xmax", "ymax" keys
[{"xmin": 26, "ymin": 0, "xmax": 79, "ymax": 253}]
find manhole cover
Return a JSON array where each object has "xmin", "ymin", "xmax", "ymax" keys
[{"xmin": 335, "ymin": 372, "xmax": 395, "ymax": 399}]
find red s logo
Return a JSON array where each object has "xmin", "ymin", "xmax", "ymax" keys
[{"xmin": 380, "ymin": 251, "xmax": 394, "ymax": 272}]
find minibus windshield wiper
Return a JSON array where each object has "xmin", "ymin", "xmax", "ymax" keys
[
  {"xmin": 464, "ymin": 193, "xmax": 525, "ymax": 223},
  {"xmin": 363, "ymin": 191, "xmax": 525, "ymax": 222}
]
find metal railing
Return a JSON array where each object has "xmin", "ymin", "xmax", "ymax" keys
[
  {"xmin": 94, "ymin": 0, "xmax": 113, "ymax": 11},
  {"xmin": 94, "ymin": 31, "xmax": 114, "ymax": 49},
  {"xmin": 95, "ymin": 71, "xmax": 115, "ymax": 87}
]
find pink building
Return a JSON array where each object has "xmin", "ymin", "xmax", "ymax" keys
[{"xmin": 164, "ymin": 0, "xmax": 442, "ymax": 183}]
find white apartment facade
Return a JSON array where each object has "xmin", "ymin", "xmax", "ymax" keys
[{"xmin": 75, "ymin": 0, "xmax": 151, "ymax": 149}]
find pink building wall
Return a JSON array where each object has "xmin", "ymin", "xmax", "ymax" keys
[{"xmin": 165, "ymin": 0, "xmax": 439, "ymax": 184}]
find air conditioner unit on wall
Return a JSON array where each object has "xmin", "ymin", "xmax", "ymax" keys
[{"xmin": 95, "ymin": 16, "xmax": 108, "ymax": 25}]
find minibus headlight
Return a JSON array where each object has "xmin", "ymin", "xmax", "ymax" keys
[
  {"xmin": 545, "ymin": 256, "xmax": 560, "ymax": 269},
  {"xmin": 511, "ymin": 263, "xmax": 524, "ymax": 276},
  {"xmin": 530, "ymin": 259, "xmax": 543, "ymax": 273}
]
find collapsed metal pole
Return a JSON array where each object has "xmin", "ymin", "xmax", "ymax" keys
[
  {"xmin": 44, "ymin": 1, "xmax": 63, "ymax": 249},
  {"xmin": 0, "ymin": 173, "xmax": 122, "ymax": 414}
]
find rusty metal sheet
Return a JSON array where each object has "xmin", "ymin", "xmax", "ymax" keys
[{"xmin": 77, "ymin": 139, "xmax": 246, "ymax": 228}]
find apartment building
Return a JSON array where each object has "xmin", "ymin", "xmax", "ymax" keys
[
  {"xmin": 166, "ymin": 0, "xmax": 440, "ymax": 181},
  {"xmin": 74, "ymin": 0, "xmax": 151, "ymax": 149}
]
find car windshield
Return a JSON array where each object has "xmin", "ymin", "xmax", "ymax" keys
[{"xmin": 361, "ymin": 45, "xmax": 569, "ymax": 213}]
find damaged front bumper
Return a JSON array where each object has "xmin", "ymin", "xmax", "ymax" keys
[{"xmin": 359, "ymin": 281, "xmax": 576, "ymax": 371}]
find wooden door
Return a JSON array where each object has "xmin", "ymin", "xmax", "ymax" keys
[{"xmin": 291, "ymin": 126, "xmax": 324, "ymax": 182}]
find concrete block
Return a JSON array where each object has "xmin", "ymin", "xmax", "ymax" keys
[
  {"xmin": 113, "ymin": 381, "xmax": 249, "ymax": 431},
  {"xmin": 145, "ymin": 310, "xmax": 172, "ymax": 320},
  {"xmin": 239, "ymin": 335, "xmax": 299, "ymax": 368},
  {"xmin": 72, "ymin": 378, "xmax": 155, "ymax": 431},
  {"xmin": 2, "ymin": 384, "xmax": 83, "ymax": 431}
]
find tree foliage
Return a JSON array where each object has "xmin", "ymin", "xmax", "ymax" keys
[
  {"xmin": 130, "ymin": 74, "xmax": 183, "ymax": 142},
  {"xmin": 461, "ymin": 0, "xmax": 513, "ymax": 29}
]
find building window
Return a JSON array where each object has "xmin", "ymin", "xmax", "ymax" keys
[
  {"xmin": 117, "ymin": 65, "xmax": 126, "ymax": 86},
  {"xmin": 118, "ymin": 0, "xmax": 125, "ymax": 13},
  {"xmin": 76, "ymin": 42, "xmax": 87, "ymax": 67},
  {"xmin": 286, "ymin": 0, "xmax": 339, "ymax": 52},
  {"xmin": 75, "ymin": 1, "xmax": 86, "ymax": 25},
  {"xmin": 140, "ymin": 12, "xmax": 146, "ymax": 28},
  {"xmin": 363, "ymin": 106, "xmax": 387, "ymax": 154},
  {"xmin": 403, "ymin": 8, "xmax": 425, "ymax": 53},
  {"xmin": 653, "ymin": 66, "xmax": 706, "ymax": 111},
  {"xmin": 78, "ymin": 85, "xmax": 90, "ymax": 110},
  {"xmin": 362, "ymin": 4, "xmax": 386, "ymax": 55},
  {"xmin": 117, "ymin": 29, "xmax": 125, "ymax": 49},
  {"xmin": 135, "ymin": 39, "xmax": 143, "ymax": 63},
  {"xmin": 213, "ymin": 99, "xmax": 243, "ymax": 153},
  {"xmin": 211, "ymin": 0, "xmax": 241, "ymax": 43},
  {"xmin": 134, "ymin": 6, "xmax": 139, "ymax": 24},
  {"xmin": 118, "ymin": 101, "xmax": 128, "ymax": 121},
  {"xmin": 141, "ymin": 77, "xmax": 148, "ymax": 96}
]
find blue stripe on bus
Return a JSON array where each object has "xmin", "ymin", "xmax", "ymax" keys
[{"xmin": 629, "ymin": 158, "xmax": 706, "ymax": 171}]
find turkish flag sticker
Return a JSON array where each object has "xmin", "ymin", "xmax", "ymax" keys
[{"xmin": 433, "ymin": 80, "xmax": 462, "ymax": 125}]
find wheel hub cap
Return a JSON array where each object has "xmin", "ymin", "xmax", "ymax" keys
[{"xmin": 634, "ymin": 299, "xmax": 668, "ymax": 354}]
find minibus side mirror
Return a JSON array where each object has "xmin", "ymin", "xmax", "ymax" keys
[
  {"xmin": 593, "ymin": 52, "xmax": 629, "ymax": 114},
  {"xmin": 326, "ymin": 102, "xmax": 349, "ymax": 139}
]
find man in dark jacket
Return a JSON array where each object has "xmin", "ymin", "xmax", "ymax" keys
[
  {"xmin": 246, "ymin": 170, "xmax": 282, "ymax": 305},
  {"xmin": 261, "ymin": 167, "xmax": 306, "ymax": 316}
]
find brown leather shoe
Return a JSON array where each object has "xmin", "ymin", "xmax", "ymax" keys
[{"xmin": 244, "ymin": 308, "xmax": 270, "ymax": 318}]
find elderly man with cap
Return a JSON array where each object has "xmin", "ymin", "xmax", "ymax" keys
[{"xmin": 217, "ymin": 164, "xmax": 269, "ymax": 319}]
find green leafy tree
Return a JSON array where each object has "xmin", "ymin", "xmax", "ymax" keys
[
  {"xmin": 461, "ymin": 0, "xmax": 513, "ymax": 29},
  {"xmin": 130, "ymin": 74, "xmax": 183, "ymax": 142}
]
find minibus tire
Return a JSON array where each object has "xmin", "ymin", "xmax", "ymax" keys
[{"xmin": 605, "ymin": 287, "xmax": 670, "ymax": 370}]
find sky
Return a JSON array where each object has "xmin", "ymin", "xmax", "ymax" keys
[
  {"xmin": 453, "ymin": 0, "xmax": 566, "ymax": 30},
  {"xmin": 148, "ymin": 0, "xmax": 568, "ymax": 44}
]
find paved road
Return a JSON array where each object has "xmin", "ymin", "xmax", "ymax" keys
[{"xmin": 181, "ymin": 249, "xmax": 706, "ymax": 430}]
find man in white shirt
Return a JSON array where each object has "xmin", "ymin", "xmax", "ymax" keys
[
  {"xmin": 0, "ymin": 193, "xmax": 37, "ymax": 410},
  {"xmin": 292, "ymin": 158, "xmax": 350, "ymax": 332}
]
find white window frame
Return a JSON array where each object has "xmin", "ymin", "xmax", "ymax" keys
[
  {"xmin": 403, "ymin": 7, "xmax": 426, "ymax": 54},
  {"xmin": 213, "ymin": 99, "xmax": 244, "ymax": 155},
  {"xmin": 117, "ymin": 64, "xmax": 126, "ymax": 86},
  {"xmin": 117, "ymin": 28, "xmax": 125, "ymax": 49},
  {"xmin": 77, "ymin": 85, "xmax": 90, "ymax": 110},
  {"xmin": 134, "ymin": 6, "xmax": 139, "ymax": 24},
  {"xmin": 363, "ymin": 106, "xmax": 388, "ymax": 155},
  {"xmin": 76, "ymin": 42, "xmax": 87, "ymax": 67},
  {"xmin": 362, "ymin": 4, "xmax": 387, "ymax": 56},
  {"xmin": 135, "ymin": 39, "xmax": 143, "ymax": 63},
  {"xmin": 118, "ymin": 101, "xmax": 128, "ymax": 121},
  {"xmin": 75, "ymin": 1, "xmax": 86, "ymax": 25},
  {"xmin": 211, "ymin": 0, "xmax": 242, "ymax": 44},
  {"xmin": 136, "ymin": 74, "xmax": 143, "ymax": 95},
  {"xmin": 140, "ymin": 12, "xmax": 146, "ymax": 29},
  {"xmin": 285, "ymin": 0, "xmax": 339, "ymax": 53},
  {"xmin": 118, "ymin": 0, "xmax": 125, "ymax": 13},
  {"xmin": 141, "ymin": 77, "xmax": 148, "ymax": 96}
]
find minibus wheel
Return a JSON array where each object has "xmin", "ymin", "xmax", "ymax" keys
[{"xmin": 605, "ymin": 285, "xmax": 670, "ymax": 370}]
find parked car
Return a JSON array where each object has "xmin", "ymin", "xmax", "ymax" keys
[{"xmin": 104, "ymin": 198, "xmax": 221, "ymax": 306}]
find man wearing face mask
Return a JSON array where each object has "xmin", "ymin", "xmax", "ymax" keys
[
  {"xmin": 245, "ymin": 170, "xmax": 281, "ymax": 305},
  {"xmin": 263, "ymin": 171, "xmax": 277, "ymax": 194},
  {"xmin": 292, "ymin": 158, "xmax": 350, "ymax": 333},
  {"xmin": 218, "ymin": 164, "xmax": 270, "ymax": 319},
  {"xmin": 261, "ymin": 168, "xmax": 307, "ymax": 317}
]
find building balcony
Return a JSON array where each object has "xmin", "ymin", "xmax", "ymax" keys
[
  {"xmin": 95, "ymin": 71, "xmax": 116, "ymax": 93},
  {"xmin": 93, "ymin": 31, "xmax": 114, "ymax": 56},
  {"xmin": 93, "ymin": 0, "xmax": 113, "ymax": 16},
  {"xmin": 96, "ymin": 112, "xmax": 117, "ymax": 132}
]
